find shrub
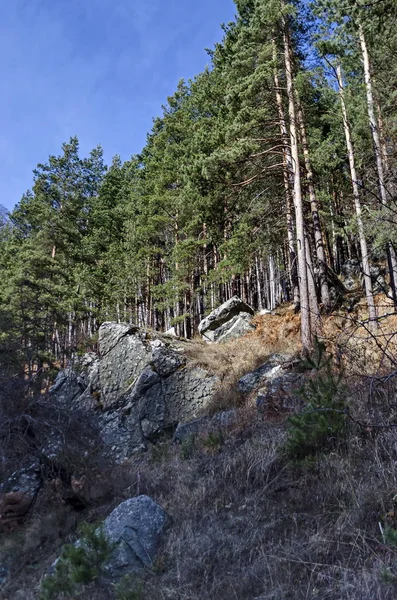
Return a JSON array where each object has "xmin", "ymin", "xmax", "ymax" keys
[
  {"xmin": 40, "ymin": 522, "xmax": 114, "ymax": 600},
  {"xmin": 284, "ymin": 339, "xmax": 348, "ymax": 460}
]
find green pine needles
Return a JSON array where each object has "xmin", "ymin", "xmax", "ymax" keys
[
  {"xmin": 284, "ymin": 339, "xmax": 348, "ymax": 461},
  {"xmin": 40, "ymin": 522, "xmax": 114, "ymax": 600}
]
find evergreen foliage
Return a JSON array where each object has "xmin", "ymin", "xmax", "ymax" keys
[
  {"xmin": 284, "ymin": 339, "xmax": 348, "ymax": 460},
  {"xmin": 40, "ymin": 522, "xmax": 114, "ymax": 600},
  {"xmin": 1, "ymin": 0, "xmax": 397, "ymax": 370}
]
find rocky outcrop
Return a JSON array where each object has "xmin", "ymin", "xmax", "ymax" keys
[
  {"xmin": 173, "ymin": 409, "xmax": 237, "ymax": 444},
  {"xmin": 237, "ymin": 354, "xmax": 295, "ymax": 394},
  {"xmin": 198, "ymin": 296, "xmax": 255, "ymax": 343},
  {"xmin": 237, "ymin": 354, "xmax": 303, "ymax": 413},
  {"xmin": 101, "ymin": 495, "xmax": 168, "ymax": 578},
  {"xmin": 50, "ymin": 495, "xmax": 168, "ymax": 581},
  {"xmin": 0, "ymin": 464, "xmax": 42, "ymax": 530},
  {"xmin": 51, "ymin": 323, "xmax": 220, "ymax": 460},
  {"xmin": 98, "ymin": 323, "xmax": 153, "ymax": 407},
  {"xmin": 101, "ymin": 355, "xmax": 220, "ymax": 461}
]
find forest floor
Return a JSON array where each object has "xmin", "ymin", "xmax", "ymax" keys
[{"xmin": 1, "ymin": 299, "xmax": 397, "ymax": 600}]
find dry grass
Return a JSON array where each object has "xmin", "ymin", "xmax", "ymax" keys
[
  {"xmin": 322, "ymin": 294, "xmax": 397, "ymax": 376},
  {"xmin": 124, "ymin": 386, "xmax": 397, "ymax": 600},
  {"xmin": 4, "ymin": 376, "xmax": 397, "ymax": 600},
  {"xmin": 3, "ymin": 303, "xmax": 397, "ymax": 599},
  {"xmin": 185, "ymin": 309, "xmax": 301, "ymax": 415}
]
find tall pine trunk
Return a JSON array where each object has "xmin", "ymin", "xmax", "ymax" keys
[
  {"xmin": 273, "ymin": 39, "xmax": 300, "ymax": 309},
  {"xmin": 359, "ymin": 25, "xmax": 397, "ymax": 308},
  {"xmin": 337, "ymin": 64, "xmax": 377, "ymax": 325},
  {"xmin": 283, "ymin": 21, "xmax": 313, "ymax": 350},
  {"xmin": 297, "ymin": 102, "xmax": 331, "ymax": 311}
]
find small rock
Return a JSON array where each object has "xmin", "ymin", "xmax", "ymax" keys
[{"xmin": 238, "ymin": 360, "xmax": 285, "ymax": 394}]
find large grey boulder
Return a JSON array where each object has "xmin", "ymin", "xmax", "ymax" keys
[
  {"xmin": 203, "ymin": 312, "xmax": 255, "ymax": 343},
  {"xmin": 104, "ymin": 357, "xmax": 220, "ymax": 461},
  {"xmin": 51, "ymin": 324, "xmax": 220, "ymax": 460},
  {"xmin": 199, "ymin": 296, "xmax": 255, "ymax": 343},
  {"xmin": 50, "ymin": 496, "xmax": 168, "ymax": 581},
  {"xmin": 102, "ymin": 495, "xmax": 168, "ymax": 578},
  {"xmin": 99, "ymin": 323, "xmax": 153, "ymax": 407}
]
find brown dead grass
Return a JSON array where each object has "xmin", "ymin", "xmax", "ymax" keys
[
  {"xmin": 4, "ymin": 377, "xmax": 397, "ymax": 600},
  {"xmin": 3, "ymin": 302, "xmax": 397, "ymax": 599},
  {"xmin": 323, "ymin": 294, "xmax": 397, "ymax": 376},
  {"xmin": 77, "ymin": 378, "xmax": 397, "ymax": 600},
  {"xmin": 185, "ymin": 309, "xmax": 301, "ymax": 415}
]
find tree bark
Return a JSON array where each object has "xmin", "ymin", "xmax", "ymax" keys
[
  {"xmin": 297, "ymin": 103, "xmax": 331, "ymax": 311},
  {"xmin": 359, "ymin": 25, "xmax": 397, "ymax": 308},
  {"xmin": 273, "ymin": 39, "xmax": 300, "ymax": 310},
  {"xmin": 283, "ymin": 21, "xmax": 313, "ymax": 350},
  {"xmin": 336, "ymin": 63, "xmax": 377, "ymax": 324}
]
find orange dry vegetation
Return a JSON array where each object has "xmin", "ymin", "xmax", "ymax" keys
[
  {"xmin": 249, "ymin": 308, "xmax": 302, "ymax": 352},
  {"xmin": 189, "ymin": 297, "xmax": 396, "ymax": 379},
  {"xmin": 323, "ymin": 294, "xmax": 397, "ymax": 375},
  {"xmin": 187, "ymin": 309, "xmax": 301, "ymax": 382},
  {"xmin": 184, "ymin": 308, "xmax": 301, "ymax": 415}
]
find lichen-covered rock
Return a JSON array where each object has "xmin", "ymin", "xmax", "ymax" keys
[
  {"xmin": 238, "ymin": 354, "xmax": 295, "ymax": 394},
  {"xmin": 99, "ymin": 323, "xmax": 153, "ymax": 407},
  {"xmin": 102, "ymin": 495, "xmax": 168, "ymax": 578},
  {"xmin": 152, "ymin": 346, "xmax": 186, "ymax": 377},
  {"xmin": 50, "ymin": 323, "xmax": 220, "ymax": 460},
  {"xmin": 198, "ymin": 296, "xmax": 254, "ymax": 338},
  {"xmin": 49, "ymin": 353, "xmax": 100, "ymax": 407},
  {"xmin": 162, "ymin": 366, "xmax": 219, "ymax": 423},
  {"xmin": 203, "ymin": 312, "xmax": 255, "ymax": 343},
  {"xmin": 103, "ymin": 362, "xmax": 220, "ymax": 461},
  {"xmin": 49, "ymin": 368, "xmax": 85, "ymax": 405}
]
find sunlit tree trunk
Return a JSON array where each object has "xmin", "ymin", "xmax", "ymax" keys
[
  {"xmin": 283, "ymin": 20, "xmax": 313, "ymax": 350},
  {"xmin": 273, "ymin": 39, "xmax": 300, "ymax": 309},
  {"xmin": 297, "ymin": 103, "xmax": 330, "ymax": 311},
  {"xmin": 337, "ymin": 64, "xmax": 377, "ymax": 324},
  {"xmin": 359, "ymin": 25, "xmax": 397, "ymax": 308}
]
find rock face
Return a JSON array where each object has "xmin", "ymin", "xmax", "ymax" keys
[
  {"xmin": 0, "ymin": 464, "xmax": 42, "ymax": 530},
  {"xmin": 51, "ymin": 323, "xmax": 220, "ymax": 460},
  {"xmin": 52, "ymin": 496, "xmax": 168, "ymax": 580},
  {"xmin": 198, "ymin": 296, "xmax": 255, "ymax": 343},
  {"xmin": 237, "ymin": 354, "xmax": 303, "ymax": 412},
  {"xmin": 173, "ymin": 409, "xmax": 237, "ymax": 444},
  {"xmin": 102, "ymin": 495, "xmax": 168, "ymax": 578},
  {"xmin": 99, "ymin": 323, "xmax": 152, "ymax": 407},
  {"xmin": 237, "ymin": 354, "xmax": 294, "ymax": 394}
]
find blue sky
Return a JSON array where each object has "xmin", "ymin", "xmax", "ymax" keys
[{"xmin": 0, "ymin": 0, "xmax": 236, "ymax": 211}]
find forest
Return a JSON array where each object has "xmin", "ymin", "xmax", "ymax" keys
[{"xmin": 1, "ymin": 0, "xmax": 396, "ymax": 375}]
